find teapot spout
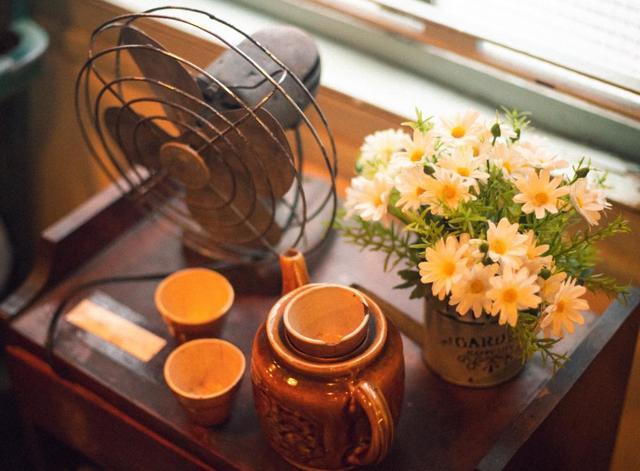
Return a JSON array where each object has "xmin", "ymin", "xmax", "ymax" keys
[{"xmin": 279, "ymin": 249, "xmax": 310, "ymax": 295}]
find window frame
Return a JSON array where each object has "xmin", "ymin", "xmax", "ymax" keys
[{"xmin": 236, "ymin": 0, "xmax": 640, "ymax": 163}]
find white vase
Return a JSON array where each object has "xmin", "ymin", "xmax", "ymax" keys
[{"xmin": 422, "ymin": 296, "xmax": 524, "ymax": 387}]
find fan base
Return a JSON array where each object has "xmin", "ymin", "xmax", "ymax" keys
[
  {"xmin": 181, "ymin": 243, "xmax": 281, "ymax": 295},
  {"xmin": 180, "ymin": 229, "xmax": 335, "ymax": 297}
]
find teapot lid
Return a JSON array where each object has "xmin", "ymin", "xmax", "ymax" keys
[{"xmin": 265, "ymin": 283, "xmax": 388, "ymax": 378}]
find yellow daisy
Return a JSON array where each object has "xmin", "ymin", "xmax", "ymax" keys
[
  {"xmin": 357, "ymin": 129, "xmax": 409, "ymax": 176},
  {"xmin": 490, "ymin": 142, "xmax": 527, "ymax": 178},
  {"xmin": 538, "ymin": 271, "xmax": 567, "ymax": 304},
  {"xmin": 437, "ymin": 145, "xmax": 489, "ymax": 190},
  {"xmin": 486, "ymin": 218, "xmax": 527, "ymax": 267},
  {"xmin": 344, "ymin": 173, "xmax": 393, "ymax": 222},
  {"xmin": 570, "ymin": 178, "xmax": 611, "ymax": 226},
  {"xmin": 541, "ymin": 277, "xmax": 589, "ymax": 337},
  {"xmin": 460, "ymin": 120, "xmax": 494, "ymax": 158},
  {"xmin": 521, "ymin": 230, "xmax": 552, "ymax": 275},
  {"xmin": 449, "ymin": 263, "xmax": 499, "ymax": 318},
  {"xmin": 488, "ymin": 266, "xmax": 541, "ymax": 327},
  {"xmin": 393, "ymin": 128, "xmax": 437, "ymax": 166},
  {"xmin": 517, "ymin": 138, "xmax": 569, "ymax": 170},
  {"xmin": 438, "ymin": 110, "xmax": 482, "ymax": 143},
  {"xmin": 513, "ymin": 169, "xmax": 570, "ymax": 219},
  {"xmin": 459, "ymin": 233, "xmax": 483, "ymax": 267},
  {"xmin": 423, "ymin": 168, "xmax": 475, "ymax": 216},
  {"xmin": 395, "ymin": 165, "xmax": 431, "ymax": 212},
  {"xmin": 419, "ymin": 235, "xmax": 469, "ymax": 300}
]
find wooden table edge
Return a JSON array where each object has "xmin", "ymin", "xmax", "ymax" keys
[{"xmin": 477, "ymin": 288, "xmax": 640, "ymax": 470}]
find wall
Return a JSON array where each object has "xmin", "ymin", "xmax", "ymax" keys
[{"xmin": 29, "ymin": 0, "xmax": 117, "ymax": 232}]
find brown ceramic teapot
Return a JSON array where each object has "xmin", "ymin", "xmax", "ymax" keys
[{"xmin": 251, "ymin": 250, "xmax": 404, "ymax": 470}]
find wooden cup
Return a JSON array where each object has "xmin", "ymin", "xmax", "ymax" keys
[
  {"xmin": 155, "ymin": 268, "xmax": 234, "ymax": 342},
  {"xmin": 283, "ymin": 284, "xmax": 370, "ymax": 358},
  {"xmin": 164, "ymin": 338, "xmax": 246, "ymax": 426}
]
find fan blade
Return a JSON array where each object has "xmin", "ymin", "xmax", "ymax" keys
[
  {"xmin": 120, "ymin": 26, "xmax": 205, "ymax": 126},
  {"xmin": 158, "ymin": 141, "xmax": 282, "ymax": 247},
  {"xmin": 186, "ymin": 185, "xmax": 282, "ymax": 247},
  {"xmin": 104, "ymin": 106, "xmax": 170, "ymax": 170},
  {"xmin": 198, "ymin": 108, "xmax": 295, "ymax": 198}
]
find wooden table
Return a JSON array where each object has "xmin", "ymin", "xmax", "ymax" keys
[{"xmin": 1, "ymin": 185, "xmax": 639, "ymax": 471}]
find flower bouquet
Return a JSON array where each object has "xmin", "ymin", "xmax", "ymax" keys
[{"xmin": 337, "ymin": 108, "xmax": 629, "ymax": 386}]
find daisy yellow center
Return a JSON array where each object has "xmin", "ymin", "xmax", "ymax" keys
[
  {"xmin": 492, "ymin": 239, "xmax": 507, "ymax": 255},
  {"xmin": 451, "ymin": 126, "xmax": 466, "ymax": 138},
  {"xmin": 502, "ymin": 287, "xmax": 518, "ymax": 304},
  {"xmin": 442, "ymin": 184, "xmax": 457, "ymax": 200},
  {"xmin": 457, "ymin": 167, "xmax": 470, "ymax": 177},
  {"xmin": 534, "ymin": 192, "xmax": 550, "ymax": 205},
  {"xmin": 469, "ymin": 279, "xmax": 484, "ymax": 294},
  {"xmin": 410, "ymin": 148, "xmax": 424, "ymax": 162},
  {"xmin": 442, "ymin": 261, "xmax": 456, "ymax": 277}
]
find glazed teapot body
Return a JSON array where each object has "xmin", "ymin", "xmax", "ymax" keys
[{"xmin": 251, "ymin": 252, "xmax": 404, "ymax": 470}]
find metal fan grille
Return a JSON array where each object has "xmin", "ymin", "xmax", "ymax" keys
[{"xmin": 75, "ymin": 6, "xmax": 337, "ymax": 262}]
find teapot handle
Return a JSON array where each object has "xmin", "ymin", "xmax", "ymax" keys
[{"xmin": 347, "ymin": 380, "xmax": 394, "ymax": 466}]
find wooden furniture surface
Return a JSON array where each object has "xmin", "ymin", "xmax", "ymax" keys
[{"xmin": 1, "ymin": 186, "xmax": 639, "ymax": 471}]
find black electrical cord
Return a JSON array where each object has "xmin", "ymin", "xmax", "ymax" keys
[{"xmin": 41, "ymin": 260, "xmax": 238, "ymax": 369}]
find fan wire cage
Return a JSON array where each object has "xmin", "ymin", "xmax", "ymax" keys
[{"xmin": 75, "ymin": 6, "xmax": 338, "ymax": 263}]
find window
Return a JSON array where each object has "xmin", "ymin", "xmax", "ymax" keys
[
  {"xmin": 237, "ymin": 0, "xmax": 640, "ymax": 162},
  {"xmin": 307, "ymin": 0, "xmax": 640, "ymax": 119}
]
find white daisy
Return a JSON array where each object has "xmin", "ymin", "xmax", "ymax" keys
[
  {"xmin": 488, "ymin": 266, "xmax": 541, "ymax": 327},
  {"xmin": 486, "ymin": 218, "xmax": 528, "ymax": 267},
  {"xmin": 538, "ymin": 271, "xmax": 567, "ymax": 304},
  {"xmin": 521, "ymin": 230, "xmax": 552, "ymax": 275},
  {"xmin": 459, "ymin": 233, "xmax": 483, "ymax": 267},
  {"xmin": 466, "ymin": 126, "xmax": 493, "ymax": 158},
  {"xmin": 437, "ymin": 145, "xmax": 489, "ymax": 190},
  {"xmin": 419, "ymin": 235, "xmax": 469, "ymax": 300},
  {"xmin": 517, "ymin": 137, "xmax": 569, "ymax": 170},
  {"xmin": 541, "ymin": 277, "xmax": 589, "ymax": 337},
  {"xmin": 393, "ymin": 128, "xmax": 437, "ymax": 166},
  {"xmin": 437, "ymin": 110, "xmax": 483, "ymax": 144},
  {"xmin": 490, "ymin": 142, "xmax": 528, "ymax": 178},
  {"xmin": 449, "ymin": 263, "xmax": 499, "ymax": 318},
  {"xmin": 513, "ymin": 169, "xmax": 570, "ymax": 219},
  {"xmin": 357, "ymin": 129, "xmax": 409, "ymax": 177},
  {"xmin": 395, "ymin": 165, "xmax": 432, "ymax": 212},
  {"xmin": 423, "ymin": 168, "xmax": 475, "ymax": 216},
  {"xmin": 570, "ymin": 178, "xmax": 611, "ymax": 226},
  {"xmin": 344, "ymin": 173, "xmax": 393, "ymax": 222}
]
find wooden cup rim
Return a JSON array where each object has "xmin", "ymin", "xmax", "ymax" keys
[
  {"xmin": 164, "ymin": 338, "xmax": 246, "ymax": 400},
  {"xmin": 155, "ymin": 268, "xmax": 234, "ymax": 326}
]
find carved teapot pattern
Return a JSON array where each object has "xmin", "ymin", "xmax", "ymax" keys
[{"xmin": 251, "ymin": 250, "xmax": 405, "ymax": 470}]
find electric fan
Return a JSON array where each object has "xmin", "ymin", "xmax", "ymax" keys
[{"xmin": 75, "ymin": 6, "xmax": 337, "ymax": 262}]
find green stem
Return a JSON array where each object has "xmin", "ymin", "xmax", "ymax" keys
[{"xmin": 387, "ymin": 204, "xmax": 412, "ymax": 225}]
